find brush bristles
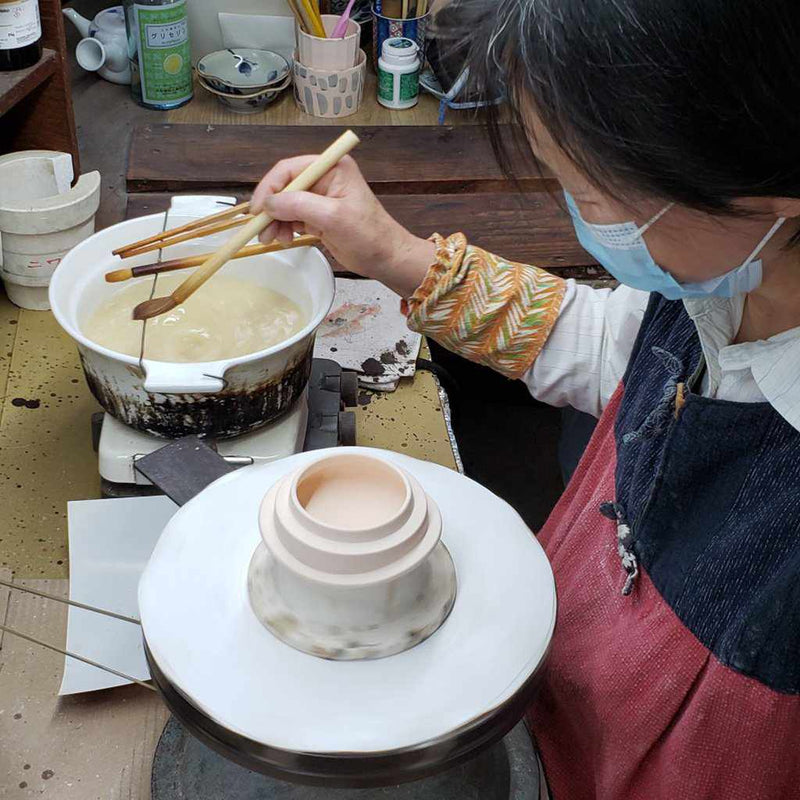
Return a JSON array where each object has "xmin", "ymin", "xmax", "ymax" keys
[
  {"xmin": 105, "ymin": 269, "xmax": 132, "ymax": 283},
  {"xmin": 132, "ymin": 295, "xmax": 178, "ymax": 321}
]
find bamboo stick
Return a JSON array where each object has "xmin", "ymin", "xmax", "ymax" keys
[
  {"xmin": 132, "ymin": 130, "xmax": 360, "ymax": 321},
  {"xmin": 105, "ymin": 236, "xmax": 321, "ymax": 283},
  {"xmin": 113, "ymin": 201, "xmax": 249, "ymax": 257}
]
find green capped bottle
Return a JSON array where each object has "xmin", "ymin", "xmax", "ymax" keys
[{"xmin": 123, "ymin": 0, "xmax": 192, "ymax": 110}]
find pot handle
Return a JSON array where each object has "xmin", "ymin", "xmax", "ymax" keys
[{"xmin": 142, "ymin": 361, "xmax": 227, "ymax": 394}]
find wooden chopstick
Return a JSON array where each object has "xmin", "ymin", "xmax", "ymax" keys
[
  {"xmin": 105, "ymin": 236, "xmax": 321, "ymax": 283},
  {"xmin": 287, "ymin": 0, "xmax": 310, "ymax": 32},
  {"xmin": 113, "ymin": 201, "xmax": 250, "ymax": 257},
  {"xmin": 118, "ymin": 215, "xmax": 254, "ymax": 259},
  {"xmin": 132, "ymin": 130, "xmax": 360, "ymax": 321}
]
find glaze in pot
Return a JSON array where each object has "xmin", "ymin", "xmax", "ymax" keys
[{"xmin": 50, "ymin": 203, "xmax": 335, "ymax": 438}]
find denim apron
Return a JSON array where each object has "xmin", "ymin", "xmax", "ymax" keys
[{"xmin": 528, "ymin": 295, "xmax": 800, "ymax": 800}]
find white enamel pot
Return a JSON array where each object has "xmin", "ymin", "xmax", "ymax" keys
[{"xmin": 49, "ymin": 211, "xmax": 335, "ymax": 439}]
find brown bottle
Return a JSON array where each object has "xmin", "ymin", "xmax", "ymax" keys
[{"xmin": 0, "ymin": 0, "xmax": 42, "ymax": 72}]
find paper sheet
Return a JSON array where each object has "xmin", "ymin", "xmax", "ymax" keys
[
  {"xmin": 314, "ymin": 279, "xmax": 422, "ymax": 391},
  {"xmin": 59, "ymin": 496, "xmax": 177, "ymax": 695}
]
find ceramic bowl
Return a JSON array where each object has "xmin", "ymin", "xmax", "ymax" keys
[
  {"xmin": 197, "ymin": 48, "xmax": 290, "ymax": 94},
  {"xmin": 296, "ymin": 14, "xmax": 360, "ymax": 71},
  {"xmin": 293, "ymin": 48, "xmax": 366, "ymax": 119},
  {"xmin": 198, "ymin": 73, "xmax": 291, "ymax": 114},
  {"xmin": 248, "ymin": 451, "xmax": 457, "ymax": 660}
]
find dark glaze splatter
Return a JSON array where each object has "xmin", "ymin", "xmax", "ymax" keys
[
  {"xmin": 360, "ymin": 358, "xmax": 384, "ymax": 377},
  {"xmin": 11, "ymin": 398, "xmax": 40, "ymax": 409},
  {"xmin": 81, "ymin": 346, "xmax": 313, "ymax": 439}
]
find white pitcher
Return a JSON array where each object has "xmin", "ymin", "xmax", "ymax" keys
[{"xmin": 63, "ymin": 6, "xmax": 131, "ymax": 85}]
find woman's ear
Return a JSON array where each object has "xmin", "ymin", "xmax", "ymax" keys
[{"xmin": 768, "ymin": 197, "xmax": 800, "ymax": 220}]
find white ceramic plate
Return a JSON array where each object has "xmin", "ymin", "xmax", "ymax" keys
[
  {"xmin": 139, "ymin": 448, "xmax": 556, "ymax": 755},
  {"xmin": 197, "ymin": 48, "xmax": 290, "ymax": 90}
]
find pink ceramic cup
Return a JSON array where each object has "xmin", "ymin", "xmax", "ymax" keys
[{"xmin": 296, "ymin": 14, "xmax": 360, "ymax": 71}]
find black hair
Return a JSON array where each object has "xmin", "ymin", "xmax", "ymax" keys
[{"xmin": 440, "ymin": 0, "xmax": 800, "ymax": 224}]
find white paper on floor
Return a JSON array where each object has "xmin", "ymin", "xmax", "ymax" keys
[
  {"xmin": 314, "ymin": 279, "xmax": 422, "ymax": 392},
  {"xmin": 59, "ymin": 496, "xmax": 177, "ymax": 695}
]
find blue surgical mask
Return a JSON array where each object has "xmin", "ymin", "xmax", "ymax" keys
[{"xmin": 564, "ymin": 191, "xmax": 786, "ymax": 300}]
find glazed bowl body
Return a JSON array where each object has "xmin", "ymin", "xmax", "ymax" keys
[
  {"xmin": 197, "ymin": 48, "xmax": 291, "ymax": 92},
  {"xmin": 249, "ymin": 452, "xmax": 457, "ymax": 659},
  {"xmin": 198, "ymin": 73, "xmax": 291, "ymax": 113}
]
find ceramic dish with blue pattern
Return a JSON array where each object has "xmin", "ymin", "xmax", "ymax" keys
[{"xmin": 197, "ymin": 48, "xmax": 291, "ymax": 95}]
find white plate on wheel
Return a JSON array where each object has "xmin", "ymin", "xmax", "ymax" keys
[{"xmin": 139, "ymin": 448, "xmax": 556, "ymax": 755}]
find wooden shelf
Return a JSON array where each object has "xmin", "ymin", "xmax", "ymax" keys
[
  {"xmin": 0, "ymin": 48, "xmax": 58, "ymax": 117},
  {"xmin": 0, "ymin": 0, "xmax": 80, "ymax": 172}
]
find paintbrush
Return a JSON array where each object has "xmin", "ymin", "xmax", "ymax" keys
[
  {"xmin": 105, "ymin": 236, "xmax": 321, "ymax": 283},
  {"xmin": 131, "ymin": 130, "xmax": 360, "ymax": 321}
]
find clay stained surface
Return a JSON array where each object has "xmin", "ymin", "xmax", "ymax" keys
[{"xmin": 0, "ymin": 288, "xmax": 455, "ymax": 578}]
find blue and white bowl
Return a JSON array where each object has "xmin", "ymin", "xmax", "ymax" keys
[
  {"xmin": 197, "ymin": 48, "xmax": 291, "ymax": 95},
  {"xmin": 198, "ymin": 73, "xmax": 291, "ymax": 114}
]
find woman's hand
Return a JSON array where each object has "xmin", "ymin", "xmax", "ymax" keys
[{"xmin": 250, "ymin": 155, "xmax": 435, "ymax": 298}]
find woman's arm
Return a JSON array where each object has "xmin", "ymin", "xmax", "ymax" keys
[
  {"xmin": 404, "ymin": 233, "xmax": 649, "ymax": 415},
  {"xmin": 526, "ymin": 281, "xmax": 649, "ymax": 416},
  {"xmin": 251, "ymin": 157, "xmax": 648, "ymax": 412}
]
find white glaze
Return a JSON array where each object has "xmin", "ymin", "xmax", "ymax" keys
[{"xmin": 82, "ymin": 273, "xmax": 306, "ymax": 363}]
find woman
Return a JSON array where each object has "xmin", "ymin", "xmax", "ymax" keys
[{"xmin": 252, "ymin": 1, "xmax": 800, "ymax": 797}]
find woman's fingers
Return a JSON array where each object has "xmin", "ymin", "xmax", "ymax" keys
[
  {"xmin": 257, "ymin": 192, "xmax": 337, "ymax": 245},
  {"xmin": 262, "ymin": 190, "xmax": 339, "ymax": 231},
  {"xmin": 252, "ymin": 155, "xmax": 317, "ymax": 207},
  {"xmin": 251, "ymin": 153, "xmax": 356, "ymax": 213}
]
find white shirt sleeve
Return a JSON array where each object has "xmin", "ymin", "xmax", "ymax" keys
[{"xmin": 524, "ymin": 281, "xmax": 650, "ymax": 417}]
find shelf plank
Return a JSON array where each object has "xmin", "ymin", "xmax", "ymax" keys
[
  {"xmin": 0, "ymin": 48, "xmax": 58, "ymax": 117},
  {"xmin": 127, "ymin": 124, "xmax": 557, "ymax": 195}
]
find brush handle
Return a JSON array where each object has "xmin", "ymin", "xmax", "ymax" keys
[
  {"xmin": 105, "ymin": 236, "xmax": 322, "ymax": 282},
  {"xmin": 331, "ymin": 0, "xmax": 356, "ymax": 37},
  {"xmin": 120, "ymin": 215, "xmax": 253, "ymax": 259},
  {"xmin": 113, "ymin": 201, "xmax": 249, "ymax": 257},
  {"xmin": 170, "ymin": 130, "xmax": 360, "ymax": 307}
]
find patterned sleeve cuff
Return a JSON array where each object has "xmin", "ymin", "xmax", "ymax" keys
[{"xmin": 403, "ymin": 233, "xmax": 566, "ymax": 380}]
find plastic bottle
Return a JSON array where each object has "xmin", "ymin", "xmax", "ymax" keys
[
  {"xmin": 123, "ymin": 0, "xmax": 192, "ymax": 110},
  {"xmin": 377, "ymin": 37, "xmax": 420, "ymax": 110}
]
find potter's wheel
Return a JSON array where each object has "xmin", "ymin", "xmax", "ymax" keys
[
  {"xmin": 151, "ymin": 717, "xmax": 542, "ymax": 798},
  {"xmin": 139, "ymin": 448, "xmax": 556, "ymax": 785}
]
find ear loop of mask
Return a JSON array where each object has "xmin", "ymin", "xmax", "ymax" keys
[
  {"xmin": 738, "ymin": 216, "xmax": 787, "ymax": 269},
  {"xmin": 580, "ymin": 203, "xmax": 675, "ymax": 250},
  {"xmin": 589, "ymin": 203, "xmax": 786, "ymax": 269},
  {"xmin": 634, "ymin": 203, "xmax": 675, "ymax": 239}
]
